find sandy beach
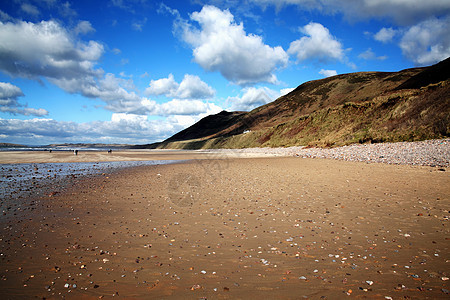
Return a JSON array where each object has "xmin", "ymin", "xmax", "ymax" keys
[
  {"xmin": 0, "ymin": 149, "xmax": 281, "ymax": 165},
  {"xmin": 0, "ymin": 149, "xmax": 449, "ymax": 299}
]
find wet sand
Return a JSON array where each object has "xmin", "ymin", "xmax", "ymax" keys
[
  {"xmin": 0, "ymin": 149, "xmax": 277, "ymax": 164},
  {"xmin": 0, "ymin": 155, "xmax": 449, "ymax": 299}
]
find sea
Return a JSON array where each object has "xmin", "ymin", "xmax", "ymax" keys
[{"xmin": 0, "ymin": 153, "xmax": 179, "ymax": 217}]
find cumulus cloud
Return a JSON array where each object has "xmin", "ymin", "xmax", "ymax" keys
[
  {"xmin": 319, "ymin": 69, "xmax": 337, "ymax": 77},
  {"xmin": 227, "ymin": 87, "xmax": 280, "ymax": 111},
  {"xmin": 250, "ymin": 0, "xmax": 450, "ymax": 25},
  {"xmin": 0, "ymin": 20, "xmax": 103, "ymax": 82},
  {"xmin": 0, "ymin": 18, "xmax": 222, "ymax": 117},
  {"xmin": 72, "ymin": 73, "xmax": 149, "ymax": 114},
  {"xmin": 0, "ymin": 82, "xmax": 48, "ymax": 116},
  {"xmin": 156, "ymin": 99, "xmax": 222, "ymax": 116},
  {"xmin": 56, "ymin": 72, "xmax": 219, "ymax": 117},
  {"xmin": 146, "ymin": 74, "xmax": 178, "ymax": 96},
  {"xmin": 0, "ymin": 82, "xmax": 24, "ymax": 100},
  {"xmin": 90, "ymin": 76, "xmax": 221, "ymax": 116},
  {"xmin": 145, "ymin": 74, "xmax": 215, "ymax": 99},
  {"xmin": 0, "ymin": 19, "xmax": 153, "ymax": 115},
  {"xmin": 259, "ymin": 1, "xmax": 448, "ymax": 66},
  {"xmin": 176, "ymin": 74, "xmax": 215, "ymax": 99},
  {"xmin": 74, "ymin": 20, "xmax": 95, "ymax": 35},
  {"xmin": 288, "ymin": 22, "xmax": 344, "ymax": 63},
  {"xmin": 399, "ymin": 16, "xmax": 450, "ymax": 66},
  {"xmin": 374, "ymin": 27, "xmax": 397, "ymax": 43},
  {"xmin": 176, "ymin": 5, "xmax": 288, "ymax": 85}
]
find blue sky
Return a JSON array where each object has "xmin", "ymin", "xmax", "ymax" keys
[{"xmin": 0, "ymin": 0, "xmax": 449, "ymax": 145}]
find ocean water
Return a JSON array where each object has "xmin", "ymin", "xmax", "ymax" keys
[{"xmin": 0, "ymin": 160, "xmax": 179, "ymax": 214}]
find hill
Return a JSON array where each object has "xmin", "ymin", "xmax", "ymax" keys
[
  {"xmin": 145, "ymin": 58, "xmax": 450, "ymax": 149},
  {"xmin": 0, "ymin": 143, "xmax": 27, "ymax": 148}
]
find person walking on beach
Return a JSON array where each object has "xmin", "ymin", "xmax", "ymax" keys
[{"xmin": 74, "ymin": 150, "xmax": 78, "ymax": 155}]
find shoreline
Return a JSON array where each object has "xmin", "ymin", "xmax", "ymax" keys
[
  {"xmin": 1, "ymin": 138, "xmax": 447, "ymax": 208},
  {"xmin": 0, "ymin": 160, "xmax": 182, "ymax": 206},
  {"xmin": 0, "ymin": 138, "xmax": 448, "ymax": 167},
  {"xmin": 0, "ymin": 157, "xmax": 448, "ymax": 298},
  {"xmin": 0, "ymin": 149, "xmax": 278, "ymax": 165}
]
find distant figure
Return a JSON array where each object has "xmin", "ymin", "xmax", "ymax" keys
[
  {"xmin": 108, "ymin": 149, "xmax": 112, "ymax": 154},
  {"xmin": 74, "ymin": 150, "xmax": 78, "ymax": 155},
  {"xmin": 49, "ymin": 149, "xmax": 52, "ymax": 153}
]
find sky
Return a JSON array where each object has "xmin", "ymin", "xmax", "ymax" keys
[{"xmin": 0, "ymin": 0, "xmax": 449, "ymax": 145}]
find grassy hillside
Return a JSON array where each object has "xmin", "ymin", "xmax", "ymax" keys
[{"xmin": 149, "ymin": 58, "xmax": 449, "ymax": 149}]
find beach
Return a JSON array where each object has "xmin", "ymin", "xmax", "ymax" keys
[
  {"xmin": 0, "ymin": 145, "xmax": 449, "ymax": 299},
  {"xmin": 0, "ymin": 149, "xmax": 279, "ymax": 164}
]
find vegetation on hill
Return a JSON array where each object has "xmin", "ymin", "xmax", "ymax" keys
[{"xmin": 144, "ymin": 58, "xmax": 450, "ymax": 149}]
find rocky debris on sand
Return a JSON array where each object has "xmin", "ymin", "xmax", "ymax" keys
[{"xmin": 208, "ymin": 139, "xmax": 449, "ymax": 167}]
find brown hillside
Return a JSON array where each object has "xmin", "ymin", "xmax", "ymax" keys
[{"xmin": 149, "ymin": 58, "xmax": 449, "ymax": 149}]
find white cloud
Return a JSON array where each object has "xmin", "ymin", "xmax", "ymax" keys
[
  {"xmin": 74, "ymin": 20, "xmax": 95, "ymax": 35},
  {"xmin": 280, "ymin": 87, "xmax": 295, "ymax": 96},
  {"xmin": 374, "ymin": 27, "xmax": 397, "ymax": 43},
  {"xmin": 84, "ymin": 75, "xmax": 222, "ymax": 116},
  {"xmin": 166, "ymin": 115, "xmax": 198, "ymax": 129},
  {"xmin": 288, "ymin": 22, "xmax": 344, "ymax": 63},
  {"xmin": 0, "ymin": 19, "xmax": 153, "ymax": 115},
  {"xmin": 358, "ymin": 48, "xmax": 388, "ymax": 61},
  {"xmin": 157, "ymin": 99, "xmax": 222, "ymax": 116},
  {"xmin": 228, "ymin": 87, "xmax": 279, "ymax": 111},
  {"xmin": 0, "ymin": 17, "xmax": 221, "ymax": 117},
  {"xmin": 250, "ymin": 0, "xmax": 450, "ymax": 25},
  {"xmin": 0, "ymin": 106, "xmax": 48, "ymax": 116},
  {"xmin": 227, "ymin": 86, "xmax": 300, "ymax": 111},
  {"xmin": 0, "ymin": 82, "xmax": 48, "ymax": 116},
  {"xmin": 0, "ymin": 82, "xmax": 23, "ymax": 100},
  {"xmin": 145, "ymin": 74, "xmax": 215, "ymax": 99},
  {"xmin": 145, "ymin": 74, "xmax": 179, "ymax": 97},
  {"xmin": 176, "ymin": 5, "xmax": 288, "ymax": 85},
  {"xmin": 0, "ymin": 106, "xmax": 227, "ymax": 145},
  {"xmin": 0, "ymin": 19, "xmax": 225, "ymax": 117},
  {"xmin": 0, "ymin": 115, "xmax": 176, "ymax": 145},
  {"xmin": 319, "ymin": 69, "xmax": 337, "ymax": 77},
  {"xmin": 399, "ymin": 16, "xmax": 450, "ymax": 65},
  {"xmin": 0, "ymin": 20, "xmax": 103, "ymax": 82},
  {"xmin": 176, "ymin": 74, "xmax": 215, "ymax": 99}
]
